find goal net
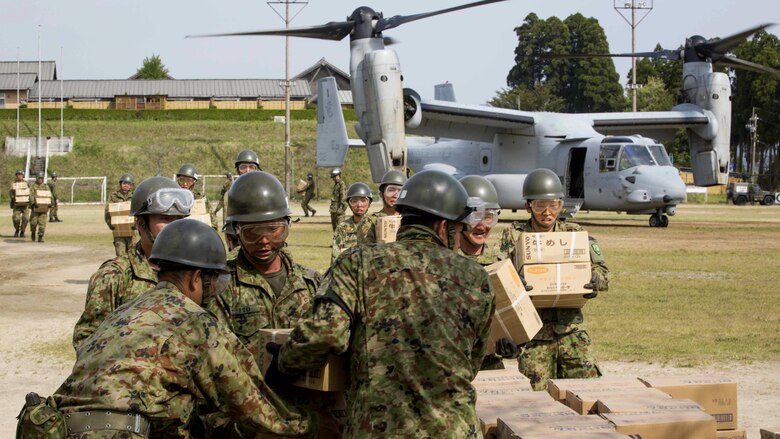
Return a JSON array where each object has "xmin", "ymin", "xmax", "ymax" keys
[{"xmin": 56, "ymin": 176, "xmax": 107, "ymax": 205}]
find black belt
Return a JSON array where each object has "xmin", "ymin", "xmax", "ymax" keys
[{"xmin": 65, "ymin": 410, "xmax": 151, "ymax": 436}]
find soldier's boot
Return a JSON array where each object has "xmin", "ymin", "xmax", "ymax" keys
[
  {"xmin": 19, "ymin": 231, "xmax": 25, "ymax": 238},
  {"xmin": 14, "ymin": 229, "xmax": 19, "ymax": 238},
  {"xmin": 311, "ymin": 208, "xmax": 317, "ymax": 216},
  {"xmin": 30, "ymin": 228, "xmax": 36, "ymax": 241},
  {"xmin": 38, "ymin": 234, "xmax": 44, "ymax": 243}
]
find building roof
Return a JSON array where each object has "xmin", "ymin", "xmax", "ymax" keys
[
  {"xmin": 28, "ymin": 79, "xmax": 312, "ymax": 100},
  {"xmin": 293, "ymin": 58, "xmax": 350, "ymax": 83},
  {"xmin": 0, "ymin": 61, "xmax": 57, "ymax": 80},
  {"xmin": 0, "ymin": 73, "xmax": 38, "ymax": 90}
]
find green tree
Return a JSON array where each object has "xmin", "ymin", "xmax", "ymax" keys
[
  {"xmin": 134, "ymin": 54, "xmax": 170, "ymax": 79},
  {"xmin": 489, "ymin": 83, "xmax": 565, "ymax": 112},
  {"xmin": 636, "ymin": 76, "xmax": 675, "ymax": 112}
]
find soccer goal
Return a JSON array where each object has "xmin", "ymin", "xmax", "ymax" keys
[{"xmin": 56, "ymin": 176, "xmax": 107, "ymax": 205}]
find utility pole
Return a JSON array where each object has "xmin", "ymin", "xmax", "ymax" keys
[
  {"xmin": 747, "ymin": 107, "xmax": 759, "ymax": 184},
  {"xmin": 267, "ymin": 0, "xmax": 308, "ymax": 195},
  {"xmin": 614, "ymin": 0, "xmax": 653, "ymax": 112}
]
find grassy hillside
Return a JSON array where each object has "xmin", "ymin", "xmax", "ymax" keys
[{"xmin": 0, "ymin": 109, "xmax": 369, "ymax": 200}]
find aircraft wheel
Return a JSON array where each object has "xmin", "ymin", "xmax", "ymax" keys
[
  {"xmin": 660, "ymin": 215, "xmax": 669, "ymax": 227},
  {"xmin": 649, "ymin": 215, "xmax": 660, "ymax": 227}
]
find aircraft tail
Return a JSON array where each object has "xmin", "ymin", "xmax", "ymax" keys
[{"xmin": 316, "ymin": 77, "xmax": 350, "ymax": 167}]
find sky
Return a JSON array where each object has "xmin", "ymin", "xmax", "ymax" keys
[{"xmin": 1, "ymin": 0, "xmax": 778, "ymax": 105}]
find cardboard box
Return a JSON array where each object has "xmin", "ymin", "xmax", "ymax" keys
[
  {"xmin": 188, "ymin": 213, "xmax": 213, "ymax": 226},
  {"xmin": 259, "ymin": 328, "xmax": 348, "ymax": 392},
  {"xmin": 760, "ymin": 428, "xmax": 780, "ymax": 439},
  {"xmin": 295, "ymin": 179, "xmax": 307, "ymax": 192},
  {"xmin": 474, "ymin": 368, "xmax": 533, "ymax": 387},
  {"xmin": 477, "ymin": 393, "xmax": 556, "ymax": 439},
  {"xmin": 498, "ymin": 414, "xmax": 615, "ymax": 438},
  {"xmin": 110, "ymin": 215, "xmax": 135, "ymax": 238},
  {"xmin": 547, "ymin": 377, "xmax": 646, "ymax": 402},
  {"xmin": 506, "ymin": 432, "xmax": 629, "ymax": 439},
  {"xmin": 12, "ymin": 183, "xmax": 30, "ymax": 204},
  {"xmin": 639, "ymin": 375, "xmax": 737, "ymax": 430},
  {"xmin": 12, "ymin": 182, "xmax": 28, "ymax": 191},
  {"xmin": 108, "ymin": 201, "xmax": 131, "ymax": 215},
  {"xmin": 523, "ymin": 262, "xmax": 592, "ymax": 308},
  {"xmin": 375, "ymin": 215, "xmax": 401, "ymax": 243},
  {"xmin": 33, "ymin": 189, "xmax": 52, "ymax": 212},
  {"xmin": 565, "ymin": 387, "xmax": 670, "ymax": 415},
  {"xmin": 516, "ymin": 231, "xmax": 590, "ymax": 265},
  {"xmin": 601, "ymin": 410, "xmax": 716, "ymax": 439},
  {"xmin": 595, "ymin": 395, "xmax": 701, "ymax": 415},
  {"xmin": 190, "ymin": 199, "xmax": 208, "ymax": 215},
  {"xmin": 14, "ymin": 194, "xmax": 30, "ymax": 204},
  {"xmin": 484, "ymin": 261, "xmax": 543, "ymax": 347},
  {"xmin": 716, "ymin": 430, "xmax": 746, "ymax": 439}
]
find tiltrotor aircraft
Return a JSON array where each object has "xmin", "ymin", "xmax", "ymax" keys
[{"xmin": 191, "ymin": 0, "xmax": 779, "ymax": 227}]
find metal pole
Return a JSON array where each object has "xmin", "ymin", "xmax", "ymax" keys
[
  {"xmin": 631, "ymin": 0, "xmax": 636, "ymax": 112},
  {"xmin": 60, "ymin": 46, "xmax": 64, "ymax": 145},
  {"xmin": 750, "ymin": 107, "xmax": 759, "ymax": 184},
  {"xmin": 284, "ymin": 1, "xmax": 291, "ymax": 195},
  {"xmin": 38, "ymin": 25, "xmax": 44, "ymax": 180}
]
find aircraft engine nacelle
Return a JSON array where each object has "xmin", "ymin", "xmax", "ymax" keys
[
  {"xmin": 679, "ymin": 62, "xmax": 731, "ymax": 186},
  {"xmin": 361, "ymin": 49, "xmax": 407, "ymax": 182},
  {"xmin": 402, "ymin": 88, "xmax": 422, "ymax": 130}
]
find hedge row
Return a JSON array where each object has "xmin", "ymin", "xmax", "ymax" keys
[{"xmin": 0, "ymin": 108, "xmax": 357, "ymax": 122}]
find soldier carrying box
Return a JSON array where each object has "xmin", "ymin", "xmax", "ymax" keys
[{"xmin": 9, "ymin": 169, "xmax": 30, "ymax": 238}]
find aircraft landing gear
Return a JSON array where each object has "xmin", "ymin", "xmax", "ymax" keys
[{"xmin": 649, "ymin": 212, "xmax": 669, "ymax": 228}]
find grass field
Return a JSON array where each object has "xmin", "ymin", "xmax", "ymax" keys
[{"xmin": 4, "ymin": 201, "xmax": 778, "ymax": 367}]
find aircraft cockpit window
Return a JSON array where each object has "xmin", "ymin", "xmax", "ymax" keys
[
  {"xmin": 619, "ymin": 144, "xmax": 656, "ymax": 170},
  {"xmin": 649, "ymin": 144, "xmax": 673, "ymax": 166},
  {"xmin": 599, "ymin": 144, "xmax": 621, "ymax": 172}
]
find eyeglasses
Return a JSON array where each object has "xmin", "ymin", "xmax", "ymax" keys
[
  {"xmin": 144, "ymin": 188, "xmax": 194, "ymax": 215},
  {"xmin": 176, "ymin": 176, "xmax": 195, "ymax": 186},
  {"xmin": 348, "ymin": 197, "xmax": 370, "ymax": 206},
  {"xmin": 238, "ymin": 163, "xmax": 258, "ymax": 172},
  {"xmin": 383, "ymin": 186, "xmax": 402, "ymax": 196},
  {"xmin": 529, "ymin": 199, "xmax": 563, "ymax": 213},
  {"xmin": 237, "ymin": 221, "xmax": 289, "ymax": 244}
]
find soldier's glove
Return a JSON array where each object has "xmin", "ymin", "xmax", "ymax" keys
[
  {"xmin": 495, "ymin": 338, "xmax": 520, "ymax": 359},
  {"xmin": 583, "ymin": 272, "xmax": 599, "ymax": 299},
  {"xmin": 264, "ymin": 342, "xmax": 298, "ymax": 390}
]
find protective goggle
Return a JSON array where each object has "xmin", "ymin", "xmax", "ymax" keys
[
  {"xmin": 238, "ymin": 163, "xmax": 258, "ymax": 172},
  {"xmin": 458, "ymin": 197, "xmax": 487, "ymax": 227},
  {"xmin": 202, "ymin": 271, "xmax": 231, "ymax": 300},
  {"xmin": 348, "ymin": 196, "xmax": 370, "ymax": 206},
  {"xmin": 144, "ymin": 188, "xmax": 194, "ymax": 216},
  {"xmin": 237, "ymin": 220, "xmax": 290, "ymax": 245},
  {"xmin": 467, "ymin": 208, "xmax": 500, "ymax": 229},
  {"xmin": 383, "ymin": 186, "xmax": 402, "ymax": 196},
  {"xmin": 529, "ymin": 199, "xmax": 563, "ymax": 214}
]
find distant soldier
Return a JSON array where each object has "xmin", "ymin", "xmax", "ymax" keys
[
  {"xmin": 269, "ymin": 170, "xmax": 494, "ymax": 438},
  {"xmin": 213, "ymin": 172, "xmax": 233, "ymax": 222},
  {"xmin": 356, "ymin": 169, "xmax": 407, "ymax": 243},
  {"xmin": 47, "ymin": 171, "xmax": 62, "ymax": 222},
  {"xmin": 497, "ymin": 168, "xmax": 609, "ymax": 391},
  {"xmin": 224, "ymin": 150, "xmax": 261, "ymax": 250},
  {"xmin": 28, "ymin": 220, "xmax": 313, "ymax": 438},
  {"xmin": 176, "ymin": 163, "xmax": 218, "ymax": 230},
  {"xmin": 72, "ymin": 177, "xmax": 193, "ymax": 350},
  {"xmin": 9, "ymin": 169, "xmax": 30, "ymax": 238},
  {"xmin": 29, "ymin": 172, "xmax": 50, "ymax": 243},
  {"xmin": 105, "ymin": 173, "xmax": 135, "ymax": 257},
  {"xmin": 329, "ymin": 168, "xmax": 346, "ymax": 231},
  {"xmin": 331, "ymin": 182, "xmax": 372, "ymax": 262},
  {"xmin": 300, "ymin": 172, "xmax": 317, "ymax": 217}
]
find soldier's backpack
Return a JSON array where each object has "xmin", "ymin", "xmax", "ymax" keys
[{"xmin": 15, "ymin": 392, "xmax": 67, "ymax": 439}]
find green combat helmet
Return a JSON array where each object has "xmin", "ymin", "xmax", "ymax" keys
[
  {"xmin": 149, "ymin": 219, "xmax": 228, "ymax": 272},
  {"xmin": 459, "ymin": 175, "xmax": 500, "ymax": 209},
  {"xmin": 395, "ymin": 169, "xmax": 470, "ymax": 222},
  {"xmin": 234, "ymin": 150, "xmax": 261, "ymax": 170},
  {"xmin": 379, "ymin": 169, "xmax": 407, "ymax": 192},
  {"xmin": 226, "ymin": 171, "xmax": 291, "ymax": 223},
  {"xmin": 347, "ymin": 182, "xmax": 373, "ymax": 201},
  {"xmin": 176, "ymin": 164, "xmax": 198, "ymax": 181},
  {"xmin": 16, "ymin": 169, "xmax": 24, "ymax": 175},
  {"xmin": 51, "ymin": 171, "xmax": 59, "ymax": 178},
  {"xmin": 522, "ymin": 168, "xmax": 564, "ymax": 200},
  {"xmin": 36, "ymin": 172, "xmax": 45, "ymax": 179},
  {"xmin": 119, "ymin": 173, "xmax": 134, "ymax": 185},
  {"xmin": 130, "ymin": 176, "xmax": 190, "ymax": 216},
  {"xmin": 331, "ymin": 168, "xmax": 342, "ymax": 177}
]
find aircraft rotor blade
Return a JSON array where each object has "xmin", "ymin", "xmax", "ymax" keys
[
  {"xmin": 544, "ymin": 49, "xmax": 681, "ymax": 60},
  {"xmin": 717, "ymin": 54, "xmax": 780, "ymax": 76},
  {"xmin": 186, "ymin": 20, "xmax": 355, "ymax": 41},
  {"xmin": 375, "ymin": 0, "xmax": 507, "ymax": 33},
  {"xmin": 700, "ymin": 23, "xmax": 775, "ymax": 56}
]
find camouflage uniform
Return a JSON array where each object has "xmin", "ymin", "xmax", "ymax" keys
[
  {"xmin": 105, "ymin": 189, "xmax": 134, "ymax": 257},
  {"xmin": 354, "ymin": 211, "xmax": 385, "ymax": 244},
  {"xmin": 72, "ymin": 242, "xmax": 156, "ymax": 351},
  {"xmin": 47, "ymin": 178, "xmax": 59, "ymax": 221},
  {"xmin": 278, "ymin": 225, "xmax": 495, "ymax": 438},
  {"xmin": 301, "ymin": 179, "xmax": 316, "ymax": 217},
  {"xmin": 29, "ymin": 182, "xmax": 50, "ymax": 241},
  {"xmin": 188, "ymin": 186, "xmax": 218, "ymax": 230},
  {"xmin": 9, "ymin": 180, "xmax": 30, "ymax": 236},
  {"xmin": 205, "ymin": 249, "xmax": 320, "ymax": 368},
  {"xmin": 497, "ymin": 219, "xmax": 609, "ymax": 390},
  {"xmin": 213, "ymin": 176, "xmax": 232, "ymax": 218},
  {"xmin": 329, "ymin": 179, "xmax": 346, "ymax": 231},
  {"xmin": 54, "ymin": 281, "xmax": 312, "ymax": 438},
  {"xmin": 331, "ymin": 215, "xmax": 362, "ymax": 263}
]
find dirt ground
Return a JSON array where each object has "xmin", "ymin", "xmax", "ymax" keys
[{"xmin": 0, "ymin": 206, "xmax": 778, "ymax": 437}]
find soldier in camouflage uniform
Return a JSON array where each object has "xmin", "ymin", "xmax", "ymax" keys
[
  {"xmin": 176, "ymin": 163, "xmax": 218, "ymax": 230},
  {"xmin": 355, "ymin": 169, "xmax": 407, "ymax": 244},
  {"xmin": 213, "ymin": 172, "xmax": 233, "ymax": 221},
  {"xmin": 331, "ymin": 182, "xmax": 372, "ymax": 263},
  {"xmin": 72, "ymin": 177, "xmax": 193, "ymax": 350},
  {"xmin": 329, "ymin": 168, "xmax": 346, "ymax": 231},
  {"xmin": 496, "ymin": 168, "xmax": 609, "ymax": 391},
  {"xmin": 271, "ymin": 170, "xmax": 495, "ymax": 438},
  {"xmin": 29, "ymin": 172, "xmax": 50, "ymax": 243},
  {"xmin": 48, "ymin": 171, "xmax": 62, "ymax": 222},
  {"xmin": 49, "ymin": 220, "xmax": 313, "ymax": 438},
  {"xmin": 105, "ymin": 173, "xmax": 135, "ymax": 257},
  {"xmin": 9, "ymin": 169, "xmax": 30, "ymax": 238},
  {"xmin": 224, "ymin": 150, "xmax": 262, "ymax": 251},
  {"xmin": 300, "ymin": 173, "xmax": 317, "ymax": 217}
]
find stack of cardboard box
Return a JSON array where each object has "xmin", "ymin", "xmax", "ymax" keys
[
  {"xmin": 12, "ymin": 182, "xmax": 30, "ymax": 205},
  {"xmin": 108, "ymin": 201, "xmax": 134, "ymax": 238},
  {"xmin": 33, "ymin": 189, "xmax": 52, "ymax": 213},
  {"xmin": 375, "ymin": 215, "xmax": 402, "ymax": 243},
  {"xmin": 188, "ymin": 199, "xmax": 212, "ymax": 226}
]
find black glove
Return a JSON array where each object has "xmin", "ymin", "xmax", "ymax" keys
[
  {"xmin": 583, "ymin": 272, "xmax": 599, "ymax": 299},
  {"xmin": 495, "ymin": 338, "xmax": 519, "ymax": 359},
  {"xmin": 264, "ymin": 342, "xmax": 297, "ymax": 390}
]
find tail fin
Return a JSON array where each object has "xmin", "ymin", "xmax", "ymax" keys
[{"xmin": 316, "ymin": 77, "xmax": 350, "ymax": 167}]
